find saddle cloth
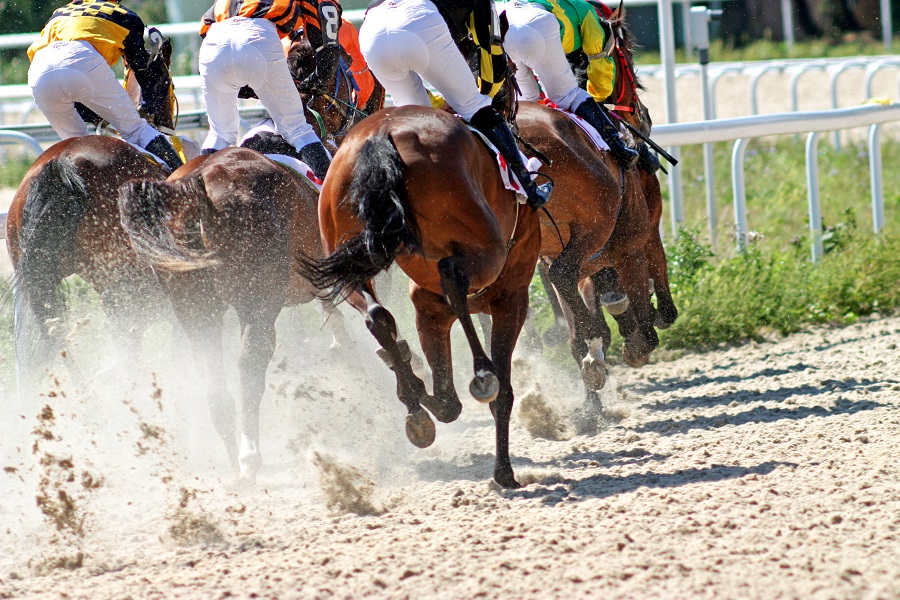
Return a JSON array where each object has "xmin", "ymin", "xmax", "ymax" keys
[
  {"xmin": 239, "ymin": 120, "xmax": 323, "ymax": 190},
  {"xmin": 538, "ymin": 98, "xmax": 612, "ymax": 153},
  {"xmin": 467, "ymin": 126, "xmax": 543, "ymax": 203}
]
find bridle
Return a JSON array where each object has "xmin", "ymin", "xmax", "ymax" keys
[{"xmin": 605, "ymin": 22, "xmax": 649, "ymax": 135}]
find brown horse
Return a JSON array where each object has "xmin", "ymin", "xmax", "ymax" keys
[
  {"xmin": 562, "ymin": 6, "xmax": 676, "ymax": 370},
  {"xmin": 6, "ymin": 37, "xmax": 188, "ymax": 382},
  {"xmin": 515, "ymin": 5, "xmax": 674, "ymax": 375},
  {"xmin": 286, "ymin": 32, "xmax": 386, "ymax": 149},
  {"xmin": 299, "ymin": 106, "xmax": 541, "ymax": 489},
  {"xmin": 118, "ymin": 148, "xmax": 324, "ymax": 480}
]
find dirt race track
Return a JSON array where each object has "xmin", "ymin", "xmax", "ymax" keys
[{"xmin": 1, "ymin": 303, "xmax": 898, "ymax": 599}]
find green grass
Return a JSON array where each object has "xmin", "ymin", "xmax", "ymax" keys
[{"xmin": 671, "ymin": 137, "xmax": 900, "ymax": 253}]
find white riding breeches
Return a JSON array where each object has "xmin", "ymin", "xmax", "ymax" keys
[
  {"xmin": 28, "ymin": 40, "xmax": 161, "ymax": 147},
  {"xmin": 199, "ymin": 16, "xmax": 320, "ymax": 151},
  {"xmin": 359, "ymin": 0, "xmax": 491, "ymax": 121},
  {"xmin": 500, "ymin": 1, "xmax": 590, "ymax": 111}
]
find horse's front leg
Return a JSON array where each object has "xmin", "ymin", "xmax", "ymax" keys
[
  {"xmin": 612, "ymin": 249, "xmax": 660, "ymax": 368},
  {"xmin": 487, "ymin": 286, "xmax": 530, "ymax": 489},
  {"xmin": 356, "ymin": 284, "xmax": 435, "ymax": 448},
  {"xmin": 410, "ymin": 285, "xmax": 463, "ymax": 423},
  {"xmin": 436, "ymin": 256, "xmax": 499, "ymax": 403}
]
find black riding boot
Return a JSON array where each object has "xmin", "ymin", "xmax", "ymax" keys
[
  {"xmin": 298, "ymin": 141, "xmax": 332, "ymax": 181},
  {"xmin": 573, "ymin": 99, "xmax": 639, "ymax": 170},
  {"xmin": 145, "ymin": 135, "xmax": 185, "ymax": 172},
  {"xmin": 637, "ymin": 143, "xmax": 661, "ymax": 175},
  {"xmin": 469, "ymin": 106, "xmax": 552, "ymax": 210}
]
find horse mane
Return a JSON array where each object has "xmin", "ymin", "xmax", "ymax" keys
[{"xmin": 607, "ymin": 3, "xmax": 646, "ymax": 92}]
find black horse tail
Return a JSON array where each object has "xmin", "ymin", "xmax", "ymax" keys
[
  {"xmin": 118, "ymin": 176, "xmax": 219, "ymax": 272},
  {"xmin": 15, "ymin": 155, "xmax": 88, "ymax": 351},
  {"xmin": 299, "ymin": 133, "xmax": 419, "ymax": 303}
]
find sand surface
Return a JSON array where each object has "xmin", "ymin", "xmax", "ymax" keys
[
  {"xmin": 1, "ymin": 64, "xmax": 899, "ymax": 600},
  {"xmin": 0, "ymin": 304, "xmax": 897, "ymax": 599}
]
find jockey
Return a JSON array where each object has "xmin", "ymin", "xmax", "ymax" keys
[
  {"xmin": 198, "ymin": 0, "xmax": 336, "ymax": 179},
  {"xmin": 501, "ymin": 0, "xmax": 638, "ymax": 169},
  {"xmin": 359, "ymin": 0, "xmax": 553, "ymax": 210},
  {"xmin": 338, "ymin": 19, "xmax": 377, "ymax": 107},
  {"xmin": 27, "ymin": 0, "xmax": 185, "ymax": 172}
]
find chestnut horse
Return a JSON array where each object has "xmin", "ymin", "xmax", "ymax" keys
[
  {"xmin": 299, "ymin": 106, "xmax": 541, "ymax": 489},
  {"xmin": 118, "ymin": 148, "xmax": 324, "ymax": 480},
  {"xmin": 7, "ymin": 37, "xmax": 189, "ymax": 382}
]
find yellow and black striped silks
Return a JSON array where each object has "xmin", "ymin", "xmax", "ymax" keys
[
  {"xmin": 28, "ymin": 0, "xmax": 150, "ymax": 69},
  {"xmin": 468, "ymin": 7, "xmax": 507, "ymax": 98}
]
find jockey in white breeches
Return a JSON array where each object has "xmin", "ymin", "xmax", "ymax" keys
[
  {"xmin": 499, "ymin": 0, "xmax": 638, "ymax": 169},
  {"xmin": 360, "ymin": 0, "xmax": 491, "ymax": 121},
  {"xmin": 198, "ymin": 0, "xmax": 335, "ymax": 179},
  {"xmin": 501, "ymin": 0, "xmax": 589, "ymax": 110},
  {"xmin": 27, "ymin": 0, "xmax": 184, "ymax": 171},
  {"xmin": 359, "ymin": 0, "xmax": 553, "ymax": 209}
]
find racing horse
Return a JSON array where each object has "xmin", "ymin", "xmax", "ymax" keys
[
  {"xmin": 6, "ymin": 35, "xmax": 188, "ymax": 383},
  {"xmin": 511, "ymin": 3, "xmax": 674, "ymax": 378},
  {"xmin": 298, "ymin": 105, "xmax": 541, "ymax": 489},
  {"xmin": 601, "ymin": 4, "xmax": 677, "ymax": 332},
  {"xmin": 118, "ymin": 148, "xmax": 324, "ymax": 481},
  {"xmin": 286, "ymin": 23, "xmax": 386, "ymax": 149}
]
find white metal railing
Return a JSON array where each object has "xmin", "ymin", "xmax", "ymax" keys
[{"xmin": 651, "ymin": 102, "xmax": 900, "ymax": 262}]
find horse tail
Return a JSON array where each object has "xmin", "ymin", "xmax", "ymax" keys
[
  {"xmin": 15, "ymin": 155, "xmax": 88, "ymax": 349},
  {"xmin": 118, "ymin": 176, "xmax": 219, "ymax": 272},
  {"xmin": 300, "ymin": 133, "xmax": 419, "ymax": 303}
]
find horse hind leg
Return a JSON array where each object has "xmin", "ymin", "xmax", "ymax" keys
[
  {"xmin": 437, "ymin": 256, "xmax": 499, "ymax": 403},
  {"xmin": 234, "ymin": 302, "xmax": 280, "ymax": 484},
  {"xmin": 359, "ymin": 286, "xmax": 436, "ymax": 448},
  {"xmin": 410, "ymin": 285, "xmax": 463, "ymax": 424},
  {"xmin": 171, "ymin": 286, "xmax": 239, "ymax": 473},
  {"xmin": 547, "ymin": 248, "xmax": 611, "ymax": 402}
]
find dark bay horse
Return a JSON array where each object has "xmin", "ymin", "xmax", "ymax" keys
[
  {"xmin": 6, "ymin": 37, "xmax": 188, "ymax": 382},
  {"xmin": 118, "ymin": 148, "xmax": 325, "ymax": 480},
  {"xmin": 572, "ymin": 5, "xmax": 677, "ymax": 368},
  {"xmin": 604, "ymin": 8, "xmax": 677, "ymax": 332},
  {"xmin": 514, "ymin": 5, "xmax": 675, "ymax": 376},
  {"xmin": 286, "ymin": 31, "xmax": 386, "ymax": 148},
  {"xmin": 299, "ymin": 106, "xmax": 541, "ymax": 489}
]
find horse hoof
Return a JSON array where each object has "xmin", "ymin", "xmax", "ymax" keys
[
  {"xmin": 581, "ymin": 358, "xmax": 608, "ymax": 391},
  {"xmin": 469, "ymin": 370, "xmax": 500, "ymax": 403},
  {"xmin": 600, "ymin": 291, "xmax": 630, "ymax": 316},
  {"xmin": 622, "ymin": 346, "xmax": 650, "ymax": 368},
  {"xmin": 494, "ymin": 471, "xmax": 521, "ymax": 489},
  {"xmin": 405, "ymin": 409, "xmax": 436, "ymax": 448}
]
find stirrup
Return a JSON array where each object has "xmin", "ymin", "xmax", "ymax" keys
[{"xmin": 521, "ymin": 171, "xmax": 554, "ymax": 210}]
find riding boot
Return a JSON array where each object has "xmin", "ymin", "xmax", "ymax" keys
[
  {"xmin": 145, "ymin": 135, "xmax": 185, "ymax": 172},
  {"xmin": 573, "ymin": 99, "xmax": 639, "ymax": 170},
  {"xmin": 298, "ymin": 141, "xmax": 332, "ymax": 181},
  {"xmin": 469, "ymin": 106, "xmax": 552, "ymax": 210},
  {"xmin": 637, "ymin": 143, "xmax": 661, "ymax": 175}
]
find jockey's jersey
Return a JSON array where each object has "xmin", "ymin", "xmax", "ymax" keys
[
  {"xmin": 200, "ymin": 0, "xmax": 341, "ymax": 48},
  {"xmin": 525, "ymin": 0, "xmax": 615, "ymax": 101},
  {"xmin": 27, "ymin": 0, "xmax": 152, "ymax": 70},
  {"xmin": 417, "ymin": 0, "xmax": 507, "ymax": 98}
]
